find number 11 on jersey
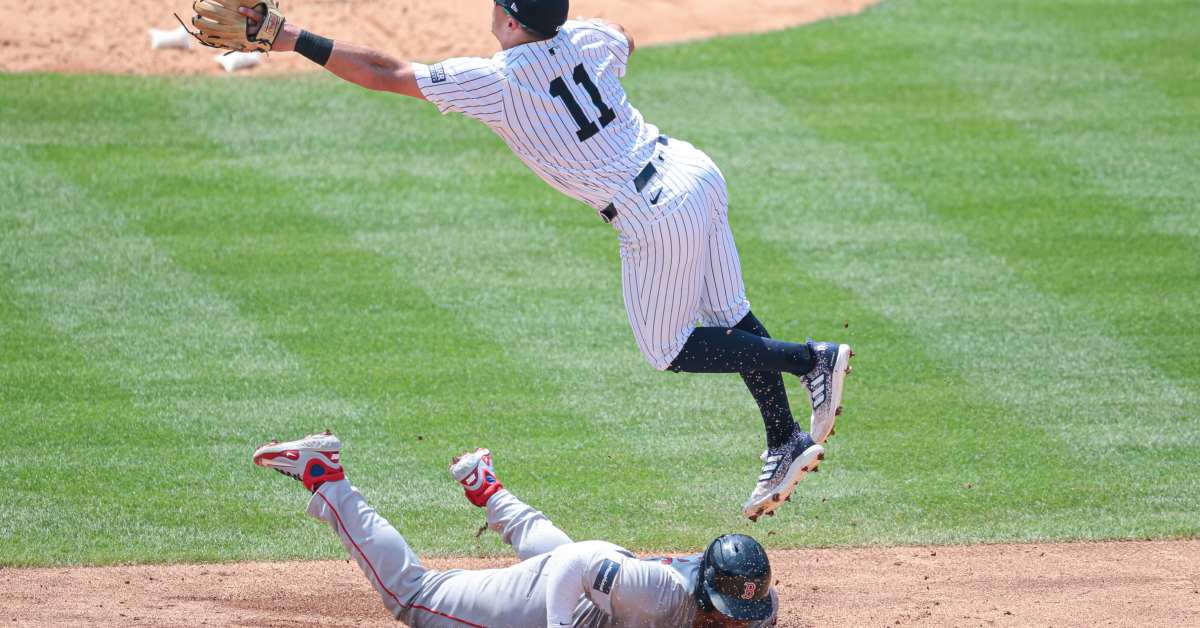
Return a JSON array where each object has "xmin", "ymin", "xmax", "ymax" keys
[{"xmin": 549, "ymin": 64, "xmax": 617, "ymax": 142}]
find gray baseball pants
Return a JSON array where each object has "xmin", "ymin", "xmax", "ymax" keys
[{"xmin": 307, "ymin": 480, "xmax": 574, "ymax": 627}]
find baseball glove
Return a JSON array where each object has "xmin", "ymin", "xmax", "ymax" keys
[{"xmin": 177, "ymin": 0, "xmax": 286, "ymax": 53}]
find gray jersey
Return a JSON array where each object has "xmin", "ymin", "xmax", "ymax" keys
[
  {"xmin": 306, "ymin": 480, "xmax": 777, "ymax": 627},
  {"xmin": 552, "ymin": 547, "xmax": 778, "ymax": 627},
  {"xmin": 544, "ymin": 540, "xmax": 699, "ymax": 627}
]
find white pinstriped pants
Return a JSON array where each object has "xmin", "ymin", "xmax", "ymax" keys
[{"xmin": 609, "ymin": 138, "xmax": 751, "ymax": 370}]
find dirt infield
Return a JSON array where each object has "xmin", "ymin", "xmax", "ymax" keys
[
  {"xmin": 0, "ymin": 0, "xmax": 877, "ymax": 75},
  {"xmin": 4, "ymin": 540, "xmax": 1198, "ymax": 627}
]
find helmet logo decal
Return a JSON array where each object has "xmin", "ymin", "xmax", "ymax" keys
[{"xmin": 741, "ymin": 582, "xmax": 757, "ymax": 600}]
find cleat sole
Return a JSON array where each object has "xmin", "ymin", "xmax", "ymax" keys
[{"xmin": 742, "ymin": 444, "xmax": 824, "ymax": 520}]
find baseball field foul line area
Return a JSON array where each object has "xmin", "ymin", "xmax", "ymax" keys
[{"xmin": 2, "ymin": 0, "xmax": 1199, "ymax": 626}]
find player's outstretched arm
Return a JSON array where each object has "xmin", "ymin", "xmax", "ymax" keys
[{"xmin": 240, "ymin": 8, "xmax": 425, "ymax": 99}]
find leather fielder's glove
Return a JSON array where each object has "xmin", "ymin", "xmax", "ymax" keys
[{"xmin": 177, "ymin": 0, "xmax": 286, "ymax": 53}]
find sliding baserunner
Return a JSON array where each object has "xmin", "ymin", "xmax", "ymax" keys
[{"xmin": 253, "ymin": 431, "xmax": 780, "ymax": 627}]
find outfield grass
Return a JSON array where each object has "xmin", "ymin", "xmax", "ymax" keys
[{"xmin": 2, "ymin": 0, "xmax": 1198, "ymax": 566}]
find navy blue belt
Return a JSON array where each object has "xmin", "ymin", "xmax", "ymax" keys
[{"xmin": 600, "ymin": 135, "xmax": 668, "ymax": 224}]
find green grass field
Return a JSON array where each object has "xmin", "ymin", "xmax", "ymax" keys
[{"xmin": 2, "ymin": 0, "xmax": 1198, "ymax": 566}]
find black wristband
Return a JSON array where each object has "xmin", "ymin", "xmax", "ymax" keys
[{"xmin": 295, "ymin": 30, "xmax": 334, "ymax": 66}]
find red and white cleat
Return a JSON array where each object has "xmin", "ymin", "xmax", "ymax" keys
[
  {"xmin": 450, "ymin": 448, "xmax": 504, "ymax": 508},
  {"xmin": 252, "ymin": 430, "xmax": 345, "ymax": 492}
]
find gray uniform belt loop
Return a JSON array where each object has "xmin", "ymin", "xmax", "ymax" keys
[{"xmin": 600, "ymin": 136, "xmax": 669, "ymax": 224}]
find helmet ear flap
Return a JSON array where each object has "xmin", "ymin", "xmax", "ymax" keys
[
  {"xmin": 695, "ymin": 565, "xmax": 716, "ymax": 611},
  {"xmin": 695, "ymin": 537, "xmax": 722, "ymax": 610}
]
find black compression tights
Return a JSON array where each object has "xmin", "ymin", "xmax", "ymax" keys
[{"xmin": 668, "ymin": 311, "xmax": 815, "ymax": 449}]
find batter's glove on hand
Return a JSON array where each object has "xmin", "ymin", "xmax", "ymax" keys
[{"xmin": 179, "ymin": 0, "xmax": 286, "ymax": 53}]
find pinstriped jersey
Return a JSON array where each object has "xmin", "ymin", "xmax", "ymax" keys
[{"xmin": 413, "ymin": 20, "xmax": 662, "ymax": 210}]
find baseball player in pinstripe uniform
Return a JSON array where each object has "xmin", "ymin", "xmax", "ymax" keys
[
  {"xmin": 254, "ymin": 431, "xmax": 780, "ymax": 627},
  {"xmin": 237, "ymin": 0, "xmax": 855, "ymax": 519}
]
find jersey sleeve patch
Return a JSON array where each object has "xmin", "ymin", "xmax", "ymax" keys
[
  {"xmin": 592, "ymin": 558, "xmax": 620, "ymax": 594},
  {"xmin": 429, "ymin": 63, "xmax": 447, "ymax": 84},
  {"xmin": 416, "ymin": 58, "xmax": 506, "ymax": 122}
]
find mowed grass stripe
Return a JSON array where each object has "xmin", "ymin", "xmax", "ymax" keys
[
  {"xmin": 896, "ymin": 0, "xmax": 1200, "ymax": 384},
  {"xmin": 979, "ymin": 0, "xmax": 1200, "ymax": 217},
  {"xmin": 843, "ymin": 1, "xmax": 1193, "ymax": 398},
  {"xmin": 0, "ymin": 141, "xmax": 377, "ymax": 564},
  {"xmin": 814, "ymin": 1, "xmax": 1200, "ymax": 427},
  {"xmin": 1024, "ymin": 0, "xmax": 1200, "ymax": 130},
  {"xmin": 897, "ymin": 1, "xmax": 1195, "ymax": 408},
  {"xmin": 0, "ymin": 225, "xmax": 183, "ymax": 566}
]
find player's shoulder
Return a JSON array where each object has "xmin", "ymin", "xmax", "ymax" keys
[
  {"xmin": 560, "ymin": 19, "xmax": 629, "ymax": 48},
  {"xmin": 564, "ymin": 539, "xmax": 636, "ymax": 558},
  {"xmin": 561, "ymin": 19, "xmax": 622, "ymax": 37},
  {"xmin": 640, "ymin": 553, "xmax": 703, "ymax": 566},
  {"xmin": 493, "ymin": 43, "xmax": 537, "ymax": 71}
]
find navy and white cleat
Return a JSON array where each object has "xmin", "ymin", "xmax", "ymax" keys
[
  {"xmin": 743, "ymin": 429, "xmax": 825, "ymax": 522},
  {"xmin": 803, "ymin": 341, "xmax": 854, "ymax": 444}
]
